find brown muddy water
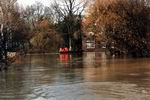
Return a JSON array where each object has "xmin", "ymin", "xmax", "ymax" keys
[{"xmin": 0, "ymin": 52, "xmax": 150, "ymax": 100}]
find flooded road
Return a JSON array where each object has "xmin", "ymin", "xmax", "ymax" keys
[{"xmin": 0, "ymin": 52, "xmax": 150, "ymax": 100}]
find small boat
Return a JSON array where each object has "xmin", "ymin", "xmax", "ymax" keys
[{"xmin": 59, "ymin": 47, "xmax": 69, "ymax": 53}]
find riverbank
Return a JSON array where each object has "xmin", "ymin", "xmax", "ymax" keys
[{"xmin": 0, "ymin": 52, "xmax": 18, "ymax": 71}]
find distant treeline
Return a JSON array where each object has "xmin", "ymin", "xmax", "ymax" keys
[{"xmin": 0, "ymin": 0, "xmax": 150, "ymax": 58}]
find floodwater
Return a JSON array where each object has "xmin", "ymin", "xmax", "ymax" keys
[{"xmin": 0, "ymin": 52, "xmax": 150, "ymax": 100}]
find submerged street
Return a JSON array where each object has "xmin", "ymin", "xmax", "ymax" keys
[{"xmin": 0, "ymin": 52, "xmax": 150, "ymax": 100}]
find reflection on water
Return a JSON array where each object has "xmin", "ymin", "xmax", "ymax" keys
[{"xmin": 0, "ymin": 52, "xmax": 150, "ymax": 100}]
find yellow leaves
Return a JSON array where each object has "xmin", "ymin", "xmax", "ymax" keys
[
  {"xmin": 30, "ymin": 32, "xmax": 46, "ymax": 48},
  {"xmin": 30, "ymin": 31, "xmax": 62, "ymax": 51},
  {"xmin": 37, "ymin": 20, "xmax": 50, "ymax": 31}
]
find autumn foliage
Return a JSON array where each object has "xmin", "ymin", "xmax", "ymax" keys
[{"xmin": 85, "ymin": 0, "xmax": 150, "ymax": 57}]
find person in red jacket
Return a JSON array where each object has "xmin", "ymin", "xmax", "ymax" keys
[
  {"xmin": 64, "ymin": 47, "xmax": 69, "ymax": 52},
  {"xmin": 59, "ymin": 47, "xmax": 69, "ymax": 53},
  {"xmin": 59, "ymin": 48, "xmax": 64, "ymax": 53}
]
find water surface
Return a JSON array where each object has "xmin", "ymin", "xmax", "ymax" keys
[{"xmin": 0, "ymin": 52, "xmax": 150, "ymax": 100}]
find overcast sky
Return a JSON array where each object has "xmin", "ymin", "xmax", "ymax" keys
[{"xmin": 17, "ymin": 0, "xmax": 52, "ymax": 7}]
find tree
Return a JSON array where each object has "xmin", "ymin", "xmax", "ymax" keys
[
  {"xmin": 20, "ymin": 2, "xmax": 61, "ymax": 53},
  {"xmin": 52, "ymin": 0, "xmax": 88, "ymax": 52},
  {"xmin": 0, "ymin": 0, "xmax": 17, "ymax": 63},
  {"xmin": 86, "ymin": 0, "xmax": 150, "ymax": 57},
  {"xmin": 21, "ymin": 2, "xmax": 44, "ymax": 31},
  {"xmin": 30, "ymin": 19, "xmax": 62, "ymax": 52},
  {"xmin": 21, "ymin": 2, "xmax": 55, "ymax": 31}
]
